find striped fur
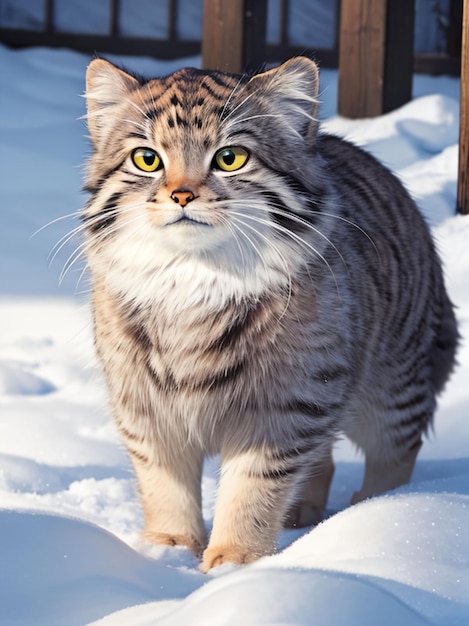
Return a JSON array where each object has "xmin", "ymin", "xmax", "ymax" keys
[{"xmin": 83, "ymin": 57, "xmax": 458, "ymax": 571}]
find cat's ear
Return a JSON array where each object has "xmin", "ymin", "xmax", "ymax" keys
[
  {"xmin": 248, "ymin": 57, "xmax": 319, "ymax": 138},
  {"xmin": 85, "ymin": 58, "xmax": 140, "ymax": 142}
]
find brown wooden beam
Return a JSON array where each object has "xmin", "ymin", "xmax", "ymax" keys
[
  {"xmin": 338, "ymin": 0, "xmax": 386, "ymax": 118},
  {"xmin": 338, "ymin": 0, "xmax": 415, "ymax": 118},
  {"xmin": 201, "ymin": 0, "xmax": 267, "ymax": 73},
  {"xmin": 202, "ymin": 0, "xmax": 244, "ymax": 73},
  {"xmin": 457, "ymin": 0, "xmax": 469, "ymax": 214}
]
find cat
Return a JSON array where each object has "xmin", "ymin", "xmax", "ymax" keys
[{"xmin": 83, "ymin": 56, "xmax": 458, "ymax": 572}]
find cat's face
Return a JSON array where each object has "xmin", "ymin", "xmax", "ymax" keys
[{"xmin": 84, "ymin": 58, "xmax": 321, "ymax": 288}]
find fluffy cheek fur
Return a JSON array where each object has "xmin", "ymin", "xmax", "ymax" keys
[{"xmin": 84, "ymin": 177, "xmax": 305, "ymax": 308}]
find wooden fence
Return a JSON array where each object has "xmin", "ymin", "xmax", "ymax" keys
[
  {"xmin": 0, "ymin": 0, "xmax": 341, "ymax": 65},
  {"xmin": 0, "ymin": 0, "xmax": 199, "ymax": 59},
  {"xmin": 0, "ymin": 0, "xmax": 461, "ymax": 76}
]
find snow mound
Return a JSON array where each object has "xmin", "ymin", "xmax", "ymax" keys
[
  {"xmin": 91, "ymin": 490, "xmax": 469, "ymax": 626},
  {"xmin": 0, "ymin": 360, "xmax": 55, "ymax": 395},
  {"xmin": 0, "ymin": 510, "xmax": 204, "ymax": 626},
  {"xmin": 396, "ymin": 94, "xmax": 459, "ymax": 153}
]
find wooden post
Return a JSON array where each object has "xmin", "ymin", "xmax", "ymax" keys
[
  {"xmin": 338, "ymin": 0, "xmax": 415, "ymax": 118},
  {"xmin": 201, "ymin": 0, "xmax": 267, "ymax": 73},
  {"xmin": 457, "ymin": 0, "xmax": 469, "ymax": 214}
]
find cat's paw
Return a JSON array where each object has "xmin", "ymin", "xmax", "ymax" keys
[
  {"xmin": 200, "ymin": 544, "xmax": 261, "ymax": 573},
  {"xmin": 283, "ymin": 503, "xmax": 323, "ymax": 528},
  {"xmin": 143, "ymin": 530, "xmax": 205, "ymax": 557}
]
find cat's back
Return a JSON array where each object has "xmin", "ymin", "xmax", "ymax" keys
[
  {"xmin": 316, "ymin": 132, "xmax": 440, "ymax": 276},
  {"xmin": 316, "ymin": 132, "xmax": 457, "ymax": 396},
  {"xmin": 317, "ymin": 133, "xmax": 425, "ymax": 230}
]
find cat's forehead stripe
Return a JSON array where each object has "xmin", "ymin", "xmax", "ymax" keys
[
  {"xmin": 144, "ymin": 70, "xmax": 241, "ymax": 111},
  {"xmin": 134, "ymin": 70, "xmax": 243, "ymax": 135}
]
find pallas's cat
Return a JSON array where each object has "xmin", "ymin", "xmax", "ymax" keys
[{"xmin": 83, "ymin": 57, "xmax": 457, "ymax": 571}]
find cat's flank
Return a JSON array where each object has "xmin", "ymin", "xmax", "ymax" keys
[{"xmin": 83, "ymin": 57, "xmax": 457, "ymax": 572}]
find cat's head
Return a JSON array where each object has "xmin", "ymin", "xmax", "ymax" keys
[{"xmin": 83, "ymin": 57, "xmax": 324, "ymax": 292}]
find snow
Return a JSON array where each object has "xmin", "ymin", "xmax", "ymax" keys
[{"xmin": 0, "ymin": 40, "xmax": 468, "ymax": 626}]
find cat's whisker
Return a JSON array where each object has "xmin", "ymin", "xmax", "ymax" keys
[
  {"xmin": 229, "ymin": 215, "xmax": 294, "ymax": 318},
  {"xmin": 98, "ymin": 209, "xmax": 161, "ymax": 282},
  {"xmin": 228, "ymin": 105, "xmax": 311, "ymax": 139},
  {"xmin": 31, "ymin": 210, "xmax": 82, "ymax": 240},
  {"xmin": 125, "ymin": 97, "xmax": 152, "ymax": 121},
  {"xmin": 121, "ymin": 118, "xmax": 149, "ymax": 134},
  {"xmin": 220, "ymin": 88, "xmax": 260, "ymax": 124},
  {"xmin": 220, "ymin": 195, "xmax": 340, "ymax": 261},
  {"xmin": 74, "ymin": 261, "xmax": 92, "ymax": 295},
  {"xmin": 228, "ymin": 197, "xmax": 348, "ymax": 271},
  {"xmin": 227, "ymin": 113, "xmax": 283, "ymax": 127},
  {"xmin": 37, "ymin": 213, "xmax": 94, "ymax": 268},
  {"xmin": 244, "ymin": 192, "xmax": 379, "ymax": 262},
  {"xmin": 219, "ymin": 74, "xmax": 248, "ymax": 122},
  {"xmin": 49, "ymin": 208, "xmax": 122, "ymax": 266},
  {"xmin": 89, "ymin": 205, "xmax": 148, "ymax": 245},
  {"xmin": 145, "ymin": 84, "xmax": 161, "ymax": 133},
  {"xmin": 230, "ymin": 210, "xmax": 341, "ymax": 299},
  {"xmin": 217, "ymin": 215, "xmax": 247, "ymax": 268},
  {"xmin": 59, "ymin": 243, "xmax": 88, "ymax": 286},
  {"xmin": 233, "ymin": 188, "xmax": 378, "ymax": 268},
  {"xmin": 242, "ymin": 210, "xmax": 336, "ymax": 279},
  {"xmin": 137, "ymin": 87, "xmax": 151, "ymax": 112},
  {"xmin": 79, "ymin": 201, "xmax": 152, "ymax": 249},
  {"xmin": 48, "ymin": 219, "xmax": 94, "ymax": 265},
  {"xmin": 291, "ymin": 104, "xmax": 318, "ymax": 125},
  {"xmin": 229, "ymin": 219, "xmax": 268, "ymax": 273},
  {"xmin": 87, "ymin": 105, "xmax": 149, "ymax": 137},
  {"xmin": 58, "ymin": 206, "xmax": 145, "ymax": 284},
  {"xmin": 312, "ymin": 209, "xmax": 381, "ymax": 264}
]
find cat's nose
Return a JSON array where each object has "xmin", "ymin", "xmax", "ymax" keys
[{"xmin": 170, "ymin": 188, "xmax": 196, "ymax": 207}]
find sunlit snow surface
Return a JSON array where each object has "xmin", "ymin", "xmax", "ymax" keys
[{"xmin": 0, "ymin": 43, "xmax": 468, "ymax": 626}]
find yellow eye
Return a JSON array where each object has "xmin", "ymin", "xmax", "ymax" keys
[
  {"xmin": 131, "ymin": 148, "xmax": 162, "ymax": 172},
  {"xmin": 214, "ymin": 147, "xmax": 249, "ymax": 172}
]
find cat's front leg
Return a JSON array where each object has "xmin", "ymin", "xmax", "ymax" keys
[
  {"xmin": 128, "ymin": 444, "xmax": 206, "ymax": 556},
  {"xmin": 201, "ymin": 447, "xmax": 306, "ymax": 572}
]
